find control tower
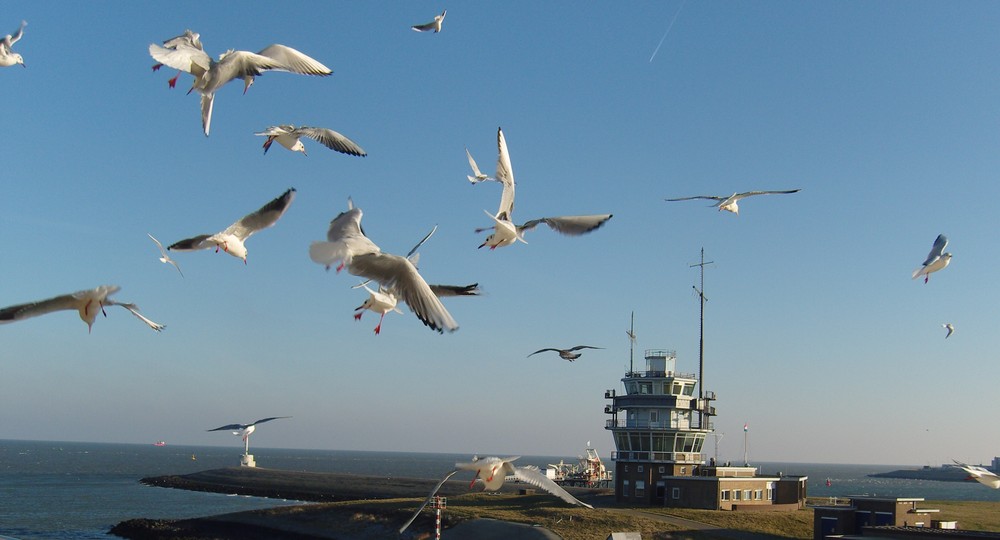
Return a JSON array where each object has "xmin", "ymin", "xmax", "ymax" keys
[{"xmin": 604, "ymin": 348, "xmax": 717, "ymax": 505}]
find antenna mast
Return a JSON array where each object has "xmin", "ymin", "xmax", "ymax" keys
[
  {"xmin": 626, "ymin": 311, "xmax": 636, "ymax": 373},
  {"xmin": 690, "ymin": 248, "xmax": 713, "ymax": 399}
]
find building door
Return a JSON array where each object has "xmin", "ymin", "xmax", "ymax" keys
[{"xmin": 655, "ymin": 481, "xmax": 665, "ymax": 500}]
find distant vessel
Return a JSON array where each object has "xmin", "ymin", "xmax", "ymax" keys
[
  {"xmin": 191, "ymin": 454, "xmax": 197, "ymax": 461},
  {"xmin": 549, "ymin": 442, "xmax": 613, "ymax": 488},
  {"xmin": 153, "ymin": 441, "xmax": 166, "ymax": 447}
]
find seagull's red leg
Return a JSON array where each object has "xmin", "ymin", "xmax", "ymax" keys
[
  {"xmin": 925, "ymin": 275, "xmax": 929, "ymax": 284},
  {"xmin": 101, "ymin": 301, "xmax": 107, "ymax": 317},
  {"xmin": 470, "ymin": 470, "xmax": 480, "ymax": 488},
  {"xmin": 374, "ymin": 313, "xmax": 385, "ymax": 335},
  {"xmin": 335, "ymin": 262, "xmax": 345, "ymax": 273},
  {"xmin": 263, "ymin": 138, "xmax": 274, "ymax": 154}
]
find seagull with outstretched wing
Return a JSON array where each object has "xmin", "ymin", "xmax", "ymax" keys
[
  {"xmin": 256, "ymin": 125, "xmax": 366, "ymax": 157},
  {"xmin": 0, "ymin": 285, "xmax": 164, "ymax": 333},
  {"xmin": 168, "ymin": 188, "xmax": 295, "ymax": 264},
  {"xmin": 473, "ymin": 128, "xmax": 612, "ymax": 249},
  {"xmin": 666, "ymin": 189, "xmax": 800, "ymax": 215},
  {"xmin": 412, "ymin": 10, "xmax": 447, "ymax": 33},
  {"xmin": 400, "ymin": 455, "xmax": 592, "ymax": 533},
  {"xmin": 952, "ymin": 460, "xmax": 1000, "ymax": 489},
  {"xmin": 528, "ymin": 345, "xmax": 603, "ymax": 361}
]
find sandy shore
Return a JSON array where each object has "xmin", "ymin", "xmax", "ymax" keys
[{"xmin": 110, "ymin": 467, "xmax": 605, "ymax": 539}]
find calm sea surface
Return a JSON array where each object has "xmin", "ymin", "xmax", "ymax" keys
[{"xmin": 1, "ymin": 439, "xmax": 998, "ymax": 539}]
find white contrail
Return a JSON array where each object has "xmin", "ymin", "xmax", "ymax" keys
[{"xmin": 649, "ymin": 0, "xmax": 686, "ymax": 63}]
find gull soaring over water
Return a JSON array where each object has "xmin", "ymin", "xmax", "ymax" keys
[
  {"xmin": 208, "ymin": 416, "xmax": 291, "ymax": 456},
  {"xmin": 0, "ymin": 20, "xmax": 26, "ymax": 68},
  {"xmin": 912, "ymin": 234, "xmax": 952, "ymax": 283},
  {"xmin": 0, "ymin": 285, "xmax": 165, "ymax": 333},
  {"xmin": 400, "ymin": 455, "xmax": 592, "ymax": 533},
  {"xmin": 473, "ymin": 128, "xmax": 613, "ymax": 249},
  {"xmin": 148, "ymin": 39, "xmax": 332, "ymax": 136},
  {"xmin": 255, "ymin": 125, "xmax": 366, "ymax": 157},
  {"xmin": 309, "ymin": 199, "xmax": 465, "ymax": 333},
  {"xmin": 528, "ymin": 345, "xmax": 603, "ymax": 361},
  {"xmin": 168, "ymin": 188, "xmax": 296, "ymax": 264},
  {"xmin": 411, "ymin": 10, "xmax": 447, "ymax": 33},
  {"xmin": 665, "ymin": 189, "xmax": 801, "ymax": 215},
  {"xmin": 147, "ymin": 233, "xmax": 183, "ymax": 277},
  {"xmin": 952, "ymin": 460, "xmax": 1000, "ymax": 489}
]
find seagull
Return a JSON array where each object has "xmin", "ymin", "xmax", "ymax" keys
[
  {"xmin": 150, "ymin": 30, "xmax": 203, "ymax": 88},
  {"xmin": 942, "ymin": 323, "xmax": 955, "ymax": 339},
  {"xmin": 354, "ymin": 284, "xmax": 403, "ymax": 335},
  {"xmin": 665, "ymin": 189, "xmax": 800, "ymax": 215},
  {"xmin": 0, "ymin": 20, "xmax": 26, "ymax": 68},
  {"xmin": 411, "ymin": 10, "xmax": 447, "ymax": 33},
  {"xmin": 0, "ymin": 285, "xmax": 165, "ymax": 333},
  {"xmin": 952, "ymin": 460, "xmax": 1000, "ymax": 489},
  {"xmin": 465, "ymin": 147, "xmax": 494, "ymax": 184},
  {"xmin": 309, "ymin": 199, "xmax": 463, "ymax": 333},
  {"xmin": 912, "ymin": 234, "xmax": 952, "ymax": 284},
  {"xmin": 474, "ymin": 128, "xmax": 613, "ymax": 249},
  {"xmin": 168, "ymin": 188, "xmax": 296, "ymax": 264},
  {"xmin": 208, "ymin": 416, "xmax": 291, "ymax": 456},
  {"xmin": 528, "ymin": 345, "xmax": 603, "ymax": 361},
  {"xmin": 147, "ymin": 233, "xmax": 183, "ymax": 277},
  {"xmin": 255, "ymin": 125, "xmax": 366, "ymax": 157},
  {"xmin": 148, "ymin": 40, "xmax": 332, "ymax": 136},
  {"xmin": 400, "ymin": 455, "xmax": 592, "ymax": 533}
]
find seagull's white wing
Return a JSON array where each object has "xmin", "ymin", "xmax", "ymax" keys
[
  {"xmin": 256, "ymin": 44, "xmax": 332, "ymax": 75},
  {"xmin": 399, "ymin": 469, "xmax": 461, "ymax": 533},
  {"xmin": 466, "ymin": 147, "xmax": 484, "ymax": 178},
  {"xmin": 348, "ymin": 252, "xmax": 458, "ymax": 333},
  {"xmin": 732, "ymin": 189, "xmax": 801, "ymax": 201},
  {"xmin": 923, "ymin": 234, "xmax": 949, "ymax": 265},
  {"xmin": 519, "ymin": 214, "xmax": 613, "ymax": 236},
  {"xmin": 224, "ymin": 188, "xmax": 296, "ymax": 241},
  {"xmin": 308, "ymin": 207, "xmax": 380, "ymax": 268},
  {"xmin": 666, "ymin": 195, "xmax": 727, "ymax": 202},
  {"xmin": 148, "ymin": 42, "xmax": 211, "ymax": 75},
  {"xmin": 4, "ymin": 20, "xmax": 26, "ymax": 48},
  {"xmin": 296, "ymin": 127, "xmax": 367, "ymax": 156},
  {"xmin": 108, "ymin": 302, "xmax": 166, "ymax": 332},
  {"xmin": 495, "ymin": 128, "xmax": 516, "ymax": 220},
  {"xmin": 511, "ymin": 465, "xmax": 593, "ymax": 508}
]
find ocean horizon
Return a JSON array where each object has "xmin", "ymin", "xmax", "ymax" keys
[{"xmin": 2, "ymin": 438, "xmax": 998, "ymax": 539}]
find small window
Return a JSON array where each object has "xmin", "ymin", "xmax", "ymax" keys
[
  {"xmin": 624, "ymin": 465, "xmax": 629, "ymax": 472},
  {"xmin": 743, "ymin": 490, "xmax": 751, "ymax": 500},
  {"xmin": 767, "ymin": 488, "xmax": 773, "ymax": 500},
  {"xmin": 658, "ymin": 466, "xmax": 665, "ymax": 474},
  {"xmin": 638, "ymin": 465, "xmax": 644, "ymax": 473},
  {"xmin": 636, "ymin": 481, "xmax": 646, "ymax": 497},
  {"xmin": 680, "ymin": 467, "xmax": 686, "ymax": 475},
  {"xmin": 754, "ymin": 489, "xmax": 763, "ymax": 500},
  {"xmin": 672, "ymin": 487, "xmax": 681, "ymax": 499},
  {"xmin": 622, "ymin": 480, "xmax": 630, "ymax": 497},
  {"xmin": 721, "ymin": 490, "xmax": 729, "ymax": 501},
  {"xmin": 733, "ymin": 490, "xmax": 741, "ymax": 500}
]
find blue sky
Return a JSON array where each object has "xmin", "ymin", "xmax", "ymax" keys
[{"xmin": 2, "ymin": 2, "xmax": 999, "ymax": 467}]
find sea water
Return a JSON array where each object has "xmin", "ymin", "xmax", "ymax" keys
[{"xmin": 1, "ymin": 439, "xmax": 998, "ymax": 539}]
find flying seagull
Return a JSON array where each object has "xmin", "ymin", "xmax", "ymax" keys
[
  {"xmin": 942, "ymin": 323, "xmax": 955, "ymax": 339},
  {"xmin": 1, "ymin": 20, "xmax": 26, "ymax": 68},
  {"xmin": 150, "ymin": 29, "xmax": 203, "ymax": 88},
  {"xmin": 912, "ymin": 234, "xmax": 952, "ymax": 284},
  {"xmin": 412, "ymin": 10, "xmax": 447, "ymax": 33},
  {"xmin": 400, "ymin": 455, "xmax": 592, "ymax": 533},
  {"xmin": 255, "ymin": 125, "xmax": 366, "ymax": 157},
  {"xmin": 168, "ymin": 188, "xmax": 296, "ymax": 264},
  {"xmin": 309, "ymin": 199, "xmax": 465, "ymax": 333},
  {"xmin": 148, "ymin": 40, "xmax": 332, "ymax": 136},
  {"xmin": 528, "ymin": 345, "xmax": 603, "ymax": 361},
  {"xmin": 147, "ymin": 233, "xmax": 183, "ymax": 277},
  {"xmin": 474, "ymin": 128, "xmax": 613, "ymax": 249},
  {"xmin": 0, "ymin": 285, "xmax": 165, "ymax": 333},
  {"xmin": 465, "ymin": 147, "xmax": 494, "ymax": 184},
  {"xmin": 208, "ymin": 416, "xmax": 291, "ymax": 456},
  {"xmin": 952, "ymin": 460, "xmax": 1000, "ymax": 489},
  {"xmin": 666, "ymin": 189, "xmax": 800, "ymax": 215}
]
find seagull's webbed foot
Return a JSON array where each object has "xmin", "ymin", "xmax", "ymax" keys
[
  {"xmin": 167, "ymin": 71, "xmax": 180, "ymax": 88},
  {"xmin": 354, "ymin": 313, "xmax": 363, "ymax": 321},
  {"xmin": 152, "ymin": 63, "xmax": 163, "ymax": 72}
]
